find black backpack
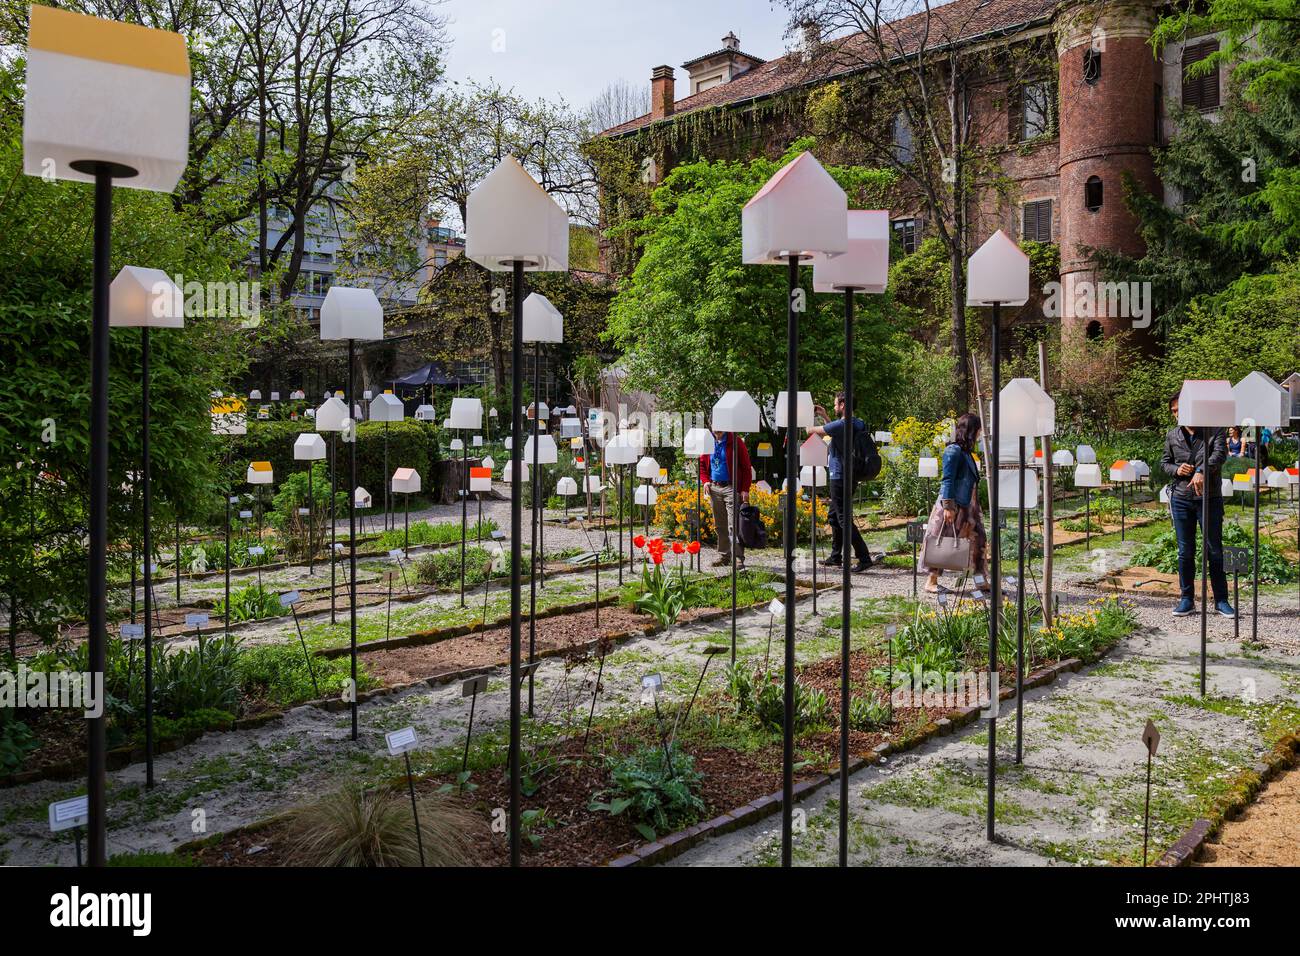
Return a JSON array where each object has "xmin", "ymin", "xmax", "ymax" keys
[{"xmin": 853, "ymin": 423, "xmax": 881, "ymax": 482}]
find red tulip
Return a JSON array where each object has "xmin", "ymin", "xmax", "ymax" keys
[
  {"xmin": 652, "ymin": 553, "xmax": 664, "ymax": 565},
  {"xmin": 672, "ymin": 541, "xmax": 685, "ymax": 554},
  {"xmin": 687, "ymin": 541, "xmax": 701, "ymax": 555},
  {"xmin": 634, "ymin": 534, "xmax": 646, "ymax": 549}
]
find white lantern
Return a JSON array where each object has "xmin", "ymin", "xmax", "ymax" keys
[
  {"xmin": 450, "ymin": 397, "xmax": 483, "ymax": 431},
  {"xmin": 556, "ymin": 476, "xmax": 578, "ymax": 497},
  {"xmin": 109, "ymin": 266, "xmax": 184, "ymax": 328},
  {"xmin": 505, "ymin": 437, "xmax": 514, "ymax": 450},
  {"xmin": 1076, "ymin": 445, "xmax": 1098, "ymax": 465},
  {"xmin": 560, "ymin": 418, "xmax": 582, "ymax": 439},
  {"xmin": 683, "ymin": 427, "xmax": 714, "ymax": 457},
  {"xmin": 584, "ymin": 476, "xmax": 603, "ymax": 494},
  {"xmin": 604, "ymin": 433, "xmax": 640, "ymax": 466},
  {"xmin": 23, "ymin": 7, "xmax": 191, "ymax": 193},
  {"xmin": 294, "ymin": 433, "xmax": 326, "ymax": 461},
  {"xmin": 247, "ymin": 461, "xmax": 274, "ymax": 485},
  {"xmin": 249, "ymin": 390, "xmax": 262, "ymax": 401},
  {"xmin": 1221, "ymin": 478, "xmax": 1235, "ymax": 497},
  {"xmin": 320, "ymin": 286, "xmax": 383, "ymax": 341},
  {"xmin": 918, "ymin": 457, "xmax": 940, "ymax": 479},
  {"xmin": 800, "ymin": 434, "xmax": 829, "ymax": 468},
  {"xmin": 712, "ymin": 391, "xmax": 760, "ymax": 433},
  {"xmin": 1232, "ymin": 371, "xmax": 1289, "ymax": 428},
  {"xmin": 315, "ymin": 398, "xmax": 349, "ymax": 432},
  {"xmin": 742, "ymin": 151, "xmax": 847, "ymax": 263},
  {"xmin": 966, "ymin": 230, "xmax": 1030, "ymax": 306},
  {"xmin": 290, "ymin": 390, "xmax": 306, "ymax": 401},
  {"xmin": 473, "ymin": 435, "xmax": 484, "ymax": 447},
  {"xmin": 502, "ymin": 463, "xmax": 529, "ymax": 483},
  {"xmin": 354, "ymin": 487, "xmax": 372, "ymax": 509},
  {"xmin": 370, "ymin": 393, "xmax": 404, "ymax": 423},
  {"xmin": 465, "ymin": 156, "xmax": 569, "ymax": 272},
  {"xmin": 812, "ymin": 209, "xmax": 889, "ymax": 293},
  {"xmin": 483, "ymin": 456, "xmax": 496, "ymax": 470},
  {"xmin": 756, "ymin": 480, "xmax": 773, "ymax": 494},
  {"xmin": 1109, "ymin": 461, "xmax": 1137, "ymax": 483},
  {"xmin": 999, "ymin": 378, "xmax": 1055, "ymax": 437},
  {"xmin": 634, "ymin": 485, "xmax": 658, "ymax": 507},
  {"xmin": 1052, "ymin": 449, "xmax": 1075, "ymax": 468},
  {"xmin": 521, "ymin": 293, "xmax": 564, "ymax": 343},
  {"xmin": 524, "ymin": 434, "xmax": 559, "ymax": 465},
  {"xmin": 997, "ymin": 469, "xmax": 1038, "ymax": 509},
  {"xmin": 414, "ymin": 404, "xmax": 436, "ymax": 422},
  {"xmin": 1074, "ymin": 463, "xmax": 1103, "ymax": 488},
  {"xmin": 774, "ymin": 391, "xmax": 814, "ymax": 429},
  {"xmin": 449, "ymin": 439, "xmax": 464, "ymax": 452},
  {"xmin": 635, "ymin": 456, "xmax": 660, "ymax": 481},
  {"xmin": 799, "ymin": 465, "xmax": 827, "ymax": 488},
  {"xmin": 1267, "ymin": 471, "xmax": 1288, "ymax": 490},
  {"xmin": 1131, "ymin": 460, "xmax": 1151, "ymax": 479},
  {"xmin": 1178, "ymin": 380, "xmax": 1236, "ymax": 427},
  {"xmin": 391, "ymin": 468, "xmax": 422, "ymax": 495},
  {"xmin": 271, "ymin": 392, "xmax": 281, "ymax": 402}
]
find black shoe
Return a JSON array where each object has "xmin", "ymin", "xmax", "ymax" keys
[
  {"xmin": 821, "ymin": 556, "xmax": 842, "ymax": 567},
  {"xmin": 852, "ymin": 557, "xmax": 874, "ymax": 573}
]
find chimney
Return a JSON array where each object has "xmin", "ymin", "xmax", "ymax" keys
[
  {"xmin": 800, "ymin": 19, "xmax": 821, "ymax": 56},
  {"xmin": 722, "ymin": 31, "xmax": 740, "ymax": 51},
  {"xmin": 650, "ymin": 65, "xmax": 675, "ymax": 120}
]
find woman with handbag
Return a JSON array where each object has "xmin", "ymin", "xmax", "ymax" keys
[{"xmin": 921, "ymin": 412, "xmax": 988, "ymax": 593}]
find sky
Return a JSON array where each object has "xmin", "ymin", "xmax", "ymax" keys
[{"xmin": 439, "ymin": 0, "xmax": 794, "ymax": 111}]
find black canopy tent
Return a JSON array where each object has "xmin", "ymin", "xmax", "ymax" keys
[{"xmin": 388, "ymin": 362, "xmax": 477, "ymax": 411}]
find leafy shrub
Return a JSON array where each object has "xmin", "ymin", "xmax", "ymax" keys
[
  {"xmin": 654, "ymin": 484, "xmax": 715, "ymax": 542},
  {"xmin": 0, "ymin": 714, "xmax": 37, "ymax": 775},
  {"xmin": 1133, "ymin": 524, "xmax": 1296, "ymax": 583},
  {"xmin": 375, "ymin": 518, "xmax": 496, "ymax": 552},
  {"xmin": 725, "ymin": 666, "xmax": 830, "ymax": 732},
  {"xmin": 215, "ymin": 583, "xmax": 283, "ymax": 623},
  {"xmin": 413, "ymin": 546, "xmax": 502, "ymax": 589},
  {"xmin": 1039, "ymin": 598, "xmax": 1139, "ymax": 659},
  {"xmin": 269, "ymin": 462, "xmax": 344, "ymax": 560},
  {"xmin": 589, "ymin": 746, "xmax": 705, "ymax": 841},
  {"xmin": 283, "ymin": 784, "xmax": 476, "ymax": 866},
  {"xmin": 877, "ymin": 416, "xmax": 954, "ymax": 517},
  {"xmin": 848, "ymin": 695, "xmax": 890, "ymax": 731},
  {"xmin": 236, "ymin": 644, "xmax": 375, "ymax": 706}
]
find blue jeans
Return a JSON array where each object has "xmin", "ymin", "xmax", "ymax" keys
[{"xmin": 1170, "ymin": 494, "xmax": 1228, "ymax": 603}]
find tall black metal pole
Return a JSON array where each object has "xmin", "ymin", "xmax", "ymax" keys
[
  {"xmin": 528, "ymin": 345, "xmax": 541, "ymax": 716},
  {"xmin": 987, "ymin": 301, "xmax": 1001, "ymax": 843},
  {"xmin": 460, "ymin": 435, "xmax": 468, "ymax": 609},
  {"xmin": 1016, "ymin": 434, "xmax": 1025, "ymax": 765},
  {"xmin": 348, "ymin": 340, "xmax": 358, "ymax": 741},
  {"xmin": 224, "ymin": 487, "xmax": 231, "ymax": 637},
  {"xmin": 782, "ymin": 255, "xmax": 799, "ymax": 868},
  {"xmin": 730, "ymin": 431, "xmax": 738, "ymax": 664},
  {"xmin": 141, "ymin": 328, "xmax": 154, "ymax": 789},
  {"xmin": 330, "ymin": 435, "xmax": 337, "ymax": 624},
  {"xmin": 1200, "ymin": 436, "xmax": 1209, "ymax": 696},
  {"xmin": 87, "ymin": 167, "xmax": 112, "ymax": 867},
  {"xmin": 1252, "ymin": 438, "xmax": 1260, "ymax": 643},
  {"xmin": 509, "ymin": 261, "xmax": 525, "ymax": 868},
  {"xmin": 839, "ymin": 287, "xmax": 855, "ymax": 867}
]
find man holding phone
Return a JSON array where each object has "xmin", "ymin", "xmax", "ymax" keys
[{"xmin": 1161, "ymin": 392, "xmax": 1235, "ymax": 619}]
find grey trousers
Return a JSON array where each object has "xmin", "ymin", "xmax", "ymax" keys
[{"xmin": 708, "ymin": 484, "xmax": 744, "ymax": 561}]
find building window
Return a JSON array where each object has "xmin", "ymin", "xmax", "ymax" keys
[
  {"xmin": 1021, "ymin": 82, "xmax": 1051, "ymax": 139},
  {"xmin": 1083, "ymin": 49, "xmax": 1101, "ymax": 85},
  {"xmin": 1021, "ymin": 200, "xmax": 1052, "ymax": 242},
  {"xmin": 1182, "ymin": 41, "xmax": 1220, "ymax": 111},
  {"xmin": 1085, "ymin": 176, "xmax": 1103, "ymax": 212},
  {"xmin": 1086, "ymin": 320, "xmax": 1104, "ymax": 341},
  {"xmin": 892, "ymin": 112, "xmax": 914, "ymax": 164},
  {"xmin": 892, "ymin": 218, "xmax": 921, "ymax": 254}
]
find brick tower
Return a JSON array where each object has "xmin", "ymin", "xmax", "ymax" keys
[{"xmin": 1055, "ymin": 1, "xmax": 1160, "ymax": 346}]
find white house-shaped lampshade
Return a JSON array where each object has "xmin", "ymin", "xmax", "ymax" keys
[
  {"xmin": 1110, "ymin": 460, "xmax": 1137, "ymax": 483},
  {"xmin": 23, "ymin": 7, "xmax": 190, "ymax": 193},
  {"xmin": 604, "ymin": 433, "xmax": 640, "ymax": 466},
  {"xmin": 966, "ymin": 230, "xmax": 1030, "ymax": 306},
  {"xmin": 524, "ymin": 434, "xmax": 559, "ymax": 465},
  {"xmin": 391, "ymin": 468, "xmax": 421, "ymax": 494},
  {"xmin": 482, "ymin": 455, "xmax": 496, "ymax": 471},
  {"xmin": 501, "ymin": 462, "xmax": 529, "ymax": 483},
  {"xmin": 622, "ymin": 427, "xmax": 646, "ymax": 456},
  {"xmin": 528, "ymin": 401, "xmax": 550, "ymax": 422},
  {"xmin": 997, "ymin": 469, "xmax": 1038, "ymax": 509},
  {"xmin": 247, "ymin": 461, "xmax": 274, "ymax": 485},
  {"xmin": 490, "ymin": 407, "xmax": 500, "ymax": 418},
  {"xmin": 271, "ymin": 391, "xmax": 281, "ymax": 402},
  {"xmin": 775, "ymin": 391, "xmax": 814, "ymax": 429},
  {"xmin": 918, "ymin": 457, "xmax": 939, "ymax": 478},
  {"xmin": 414, "ymin": 404, "xmax": 436, "ymax": 422},
  {"xmin": 712, "ymin": 391, "xmax": 760, "ymax": 432},
  {"xmin": 1221, "ymin": 478, "xmax": 1235, "ymax": 497},
  {"xmin": 450, "ymin": 397, "xmax": 483, "ymax": 431},
  {"xmin": 999, "ymin": 378, "xmax": 1055, "ymax": 438},
  {"xmin": 560, "ymin": 418, "xmax": 582, "ymax": 439},
  {"xmin": 635, "ymin": 456, "xmax": 660, "ymax": 480},
  {"xmin": 294, "ymin": 433, "xmax": 326, "ymax": 461},
  {"xmin": 249, "ymin": 389, "xmax": 262, "ymax": 401},
  {"xmin": 449, "ymin": 439, "xmax": 464, "ymax": 452},
  {"xmin": 320, "ymin": 286, "xmax": 383, "ymax": 342},
  {"xmin": 584, "ymin": 476, "xmax": 603, "ymax": 494},
  {"xmin": 465, "ymin": 156, "xmax": 568, "ymax": 272},
  {"xmin": 504, "ymin": 437, "xmax": 514, "ymax": 450},
  {"xmin": 469, "ymin": 467, "xmax": 493, "ymax": 492},
  {"xmin": 556, "ymin": 476, "xmax": 578, "ymax": 497},
  {"xmin": 354, "ymin": 487, "xmax": 372, "ymax": 509},
  {"xmin": 315, "ymin": 398, "xmax": 349, "ymax": 432},
  {"xmin": 521, "ymin": 293, "xmax": 564, "ymax": 343},
  {"xmin": 683, "ymin": 427, "xmax": 714, "ymax": 457},
  {"xmin": 812, "ymin": 209, "xmax": 889, "ymax": 293},
  {"xmin": 634, "ymin": 485, "xmax": 658, "ymax": 507},
  {"xmin": 742, "ymin": 151, "xmax": 847, "ymax": 264},
  {"xmin": 290, "ymin": 390, "xmax": 305, "ymax": 401},
  {"xmin": 473, "ymin": 435, "xmax": 484, "ymax": 447},
  {"xmin": 1074, "ymin": 463, "xmax": 1102, "ymax": 488},
  {"xmin": 109, "ymin": 266, "xmax": 183, "ymax": 328},
  {"xmin": 799, "ymin": 465, "xmax": 828, "ymax": 488},
  {"xmin": 1283, "ymin": 373, "xmax": 1300, "ymax": 421},
  {"xmin": 1076, "ymin": 445, "xmax": 1097, "ymax": 465},
  {"xmin": 1178, "ymin": 380, "xmax": 1236, "ymax": 427},
  {"xmin": 1052, "ymin": 449, "xmax": 1075, "ymax": 468},
  {"xmin": 800, "ymin": 434, "xmax": 829, "ymax": 468},
  {"xmin": 1131, "ymin": 460, "xmax": 1151, "ymax": 479},
  {"xmin": 1232, "ymin": 372, "xmax": 1288, "ymax": 428},
  {"xmin": 1267, "ymin": 470, "xmax": 1288, "ymax": 490},
  {"xmin": 370, "ymin": 393, "xmax": 404, "ymax": 423}
]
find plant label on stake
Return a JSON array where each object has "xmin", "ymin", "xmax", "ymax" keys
[
  {"xmin": 460, "ymin": 674, "xmax": 490, "ymax": 776},
  {"xmin": 280, "ymin": 591, "xmax": 318, "ymax": 697},
  {"xmin": 1142, "ymin": 719, "xmax": 1160, "ymax": 867},
  {"xmin": 48, "ymin": 794, "xmax": 89, "ymax": 866},
  {"xmin": 386, "ymin": 726, "xmax": 425, "ymax": 867}
]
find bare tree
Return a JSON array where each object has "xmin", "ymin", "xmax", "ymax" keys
[{"xmin": 587, "ymin": 78, "xmax": 651, "ymax": 134}]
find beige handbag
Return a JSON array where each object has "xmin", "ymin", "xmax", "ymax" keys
[{"xmin": 923, "ymin": 518, "xmax": 972, "ymax": 572}]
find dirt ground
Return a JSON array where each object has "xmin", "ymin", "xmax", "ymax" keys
[{"xmin": 1196, "ymin": 765, "xmax": 1300, "ymax": 867}]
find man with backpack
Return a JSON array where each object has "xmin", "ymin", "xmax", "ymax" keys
[{"xmin": 809, "ymin": 394, "xmax": 878, "ymax": 572}]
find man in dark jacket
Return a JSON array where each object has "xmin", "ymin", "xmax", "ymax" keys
[
  {"xmin": 1161, "ymin": 392, "xmax": 1235, "ymax": 619},
  {"xmin": 809, "ymin": 394, "xmax": 873, "ymax": 572},
  {"xmin": 699, "ymin": 431, "xmax": 752, "ymax": 568}
]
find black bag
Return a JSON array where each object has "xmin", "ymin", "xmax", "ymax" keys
[
  {"xmin": 738, "ymin": 504, "xmax": 768, "ymax": 549},
  {"xmin": 853, "ymin": 424, "xmax": 881, "ymax": 482}
]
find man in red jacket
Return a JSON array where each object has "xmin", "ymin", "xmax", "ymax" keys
[{"xmin": 699, "ymin": 429, "xmax": 752, "ymax": 568}]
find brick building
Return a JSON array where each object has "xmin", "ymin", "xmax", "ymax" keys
[{"xmin": 597, "ymin": 0, "xmax": 1227, "ymax": 346}]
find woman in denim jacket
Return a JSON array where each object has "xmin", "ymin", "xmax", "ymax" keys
[{"xmin": 921, "ymin": 412, "xmax": 988, "ymax": 593}]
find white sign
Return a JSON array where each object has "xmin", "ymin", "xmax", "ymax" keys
[
  {"xmin": 298, "ymin": 507, "xmax": 311, "ymax": 517},
  {"xmin": 239, "ymin": 510, "xmax": 253, "ymax": 519},
  {"xmin": 462, "ymin": 675, "xmax": 489, "ymax": 697},
  {"xmin": 279, "ymin": 590, "xmax": 301, "ymax": 607},
  {"xmin": 768, "ymin": 599, "xmax": 785, "ymax": 618},
  {"xmin": 248, "ymin": 546, "xmax": 265, "ymax": 557},
  {"xmin": 184, "ymin": 613, "xmax": 209, "ymax": 628},
  {"xmin": 386, "ymin": 726, "xmax": 418, "ymax": 756},
  {"xmin": 389, "ymin": 549, "xmax": 406, "ymax": 561},
  {"xmin": 48, "ymin": 795, "xmax": 89, "ymax": 833},
  {"xmin": 120, "ymin": 624, "xmax": 144, "ymax": 640}
]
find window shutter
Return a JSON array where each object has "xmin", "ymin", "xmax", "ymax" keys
[{"xmin": 1182, "ymin": 41, "xmax": 1220, "ymax": 110}]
